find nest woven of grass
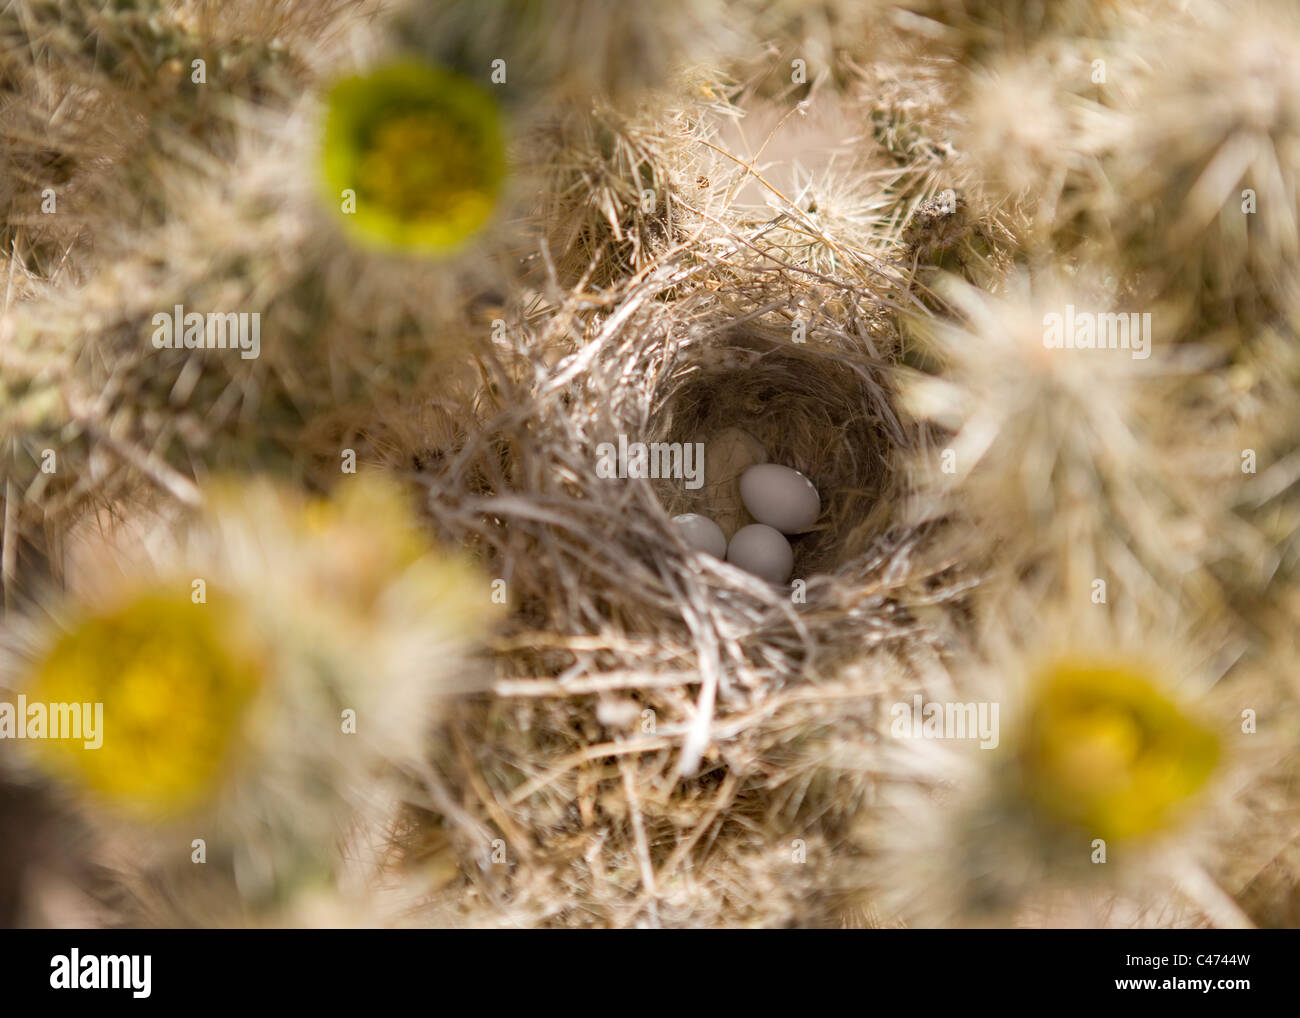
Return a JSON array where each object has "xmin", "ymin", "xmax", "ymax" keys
[{"xmin": 368, "ymin": 229, "xmax": 975, "ymax": 924}]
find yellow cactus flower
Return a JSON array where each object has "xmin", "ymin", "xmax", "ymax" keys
[
  {"xmin": 27, "ymin": 592, "xmax": 266, "ymax": 816},
  {"xmin": 1016, "ymin": 658, "xmax": 1220, "ymax": 842},
  {"xmin": 319, "ymin": 61, "xmax": 507, "ymax": 254}
]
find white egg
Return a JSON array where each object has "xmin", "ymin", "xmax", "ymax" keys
[
  {"xmin": 739, "ymin": 463, "xmax": 821, "ymax": 534},
  {"xmin": 671, "ymin": 513, "xmax": 727, "ymax": 559},
  {"xmin": 726, "ymin": 523, "xmax": 794, "ymax": 584}
]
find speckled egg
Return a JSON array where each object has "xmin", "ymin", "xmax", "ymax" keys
[
  {"xmin": 726, "ymin": 523, "xmax": 794, "ymax": 583},
  {"xmin": 739, "ymin": 464, "xmax": 820, "ymax": 534}
]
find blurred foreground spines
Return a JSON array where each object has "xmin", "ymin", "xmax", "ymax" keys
[
  {"xmin": 1, "ymin": 474, "xmax": 498, "ymax": 922},
  {"xmin": 858, "ymin": 612, "xmax": 1265, "ymax": 928}
]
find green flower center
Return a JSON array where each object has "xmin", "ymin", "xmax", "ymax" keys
[{"xmin": 320, "ymin": 62, "xmax": 506, "ymax": 253}]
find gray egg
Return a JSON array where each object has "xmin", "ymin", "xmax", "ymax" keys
[
  {"xmin": 671, "ymin": 513, "xmax": 727, "ymax": 559},
  {"xmin": 739, "ymin": 464, "xmax": 820, "ymax": 534},
  {"xmin": 726, "ymin": 523, "xmax": 794, "ymax": 583}
]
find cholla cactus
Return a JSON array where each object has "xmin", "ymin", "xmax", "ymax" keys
[
  {"xmin": 899, "ymin": 268, "xmax": 1248, "ymax": 629},
  {"xmin": 1014, "ymin": 656, "xmax": 1220, "ymax": 843},
  {"xmin": 2, "ymin": 475, "xmax": 496, "ymax": 919},
  {"xmin": 388, "ymin": 0, "xmax": 732, "ymax": 107},
  {"xmin": 320, "ymin": 61, "xmax": 508, "ymax": 253},
  {"xmin": 1103, "ymin": 1, "xmax": 1300, "ymax": 339},
  {"xmin": 26, "ymin": 590, "xmax": 267, "ymax": 815},
  {"xmin": 2, "ymin": 0, "xmax": 1300, "ymax": 932},
  {"xmin": 894, "ymin": 0, "xmax": 1148, "ymax": 64},
  {"xmin": 861, "ymin": 611, "xmax": 1244, "ymax": 928}
]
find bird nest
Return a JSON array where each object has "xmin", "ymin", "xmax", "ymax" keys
[{"xmin": 385, "ymin": 253, "xmax": 972, "ymax": 926}]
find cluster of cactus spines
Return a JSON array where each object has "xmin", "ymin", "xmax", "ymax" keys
[
  {"xmin": 3, "ymin": 475, "xmax": 496, "ymax": 923},
  {"xmin": 2, "ymin": 0, "xmax": 1299, "ymax": 929}
]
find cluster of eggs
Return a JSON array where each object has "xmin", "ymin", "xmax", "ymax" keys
[{"xmin": 672, "ymin": 462, "xmax": 821, "ymax": 584}]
